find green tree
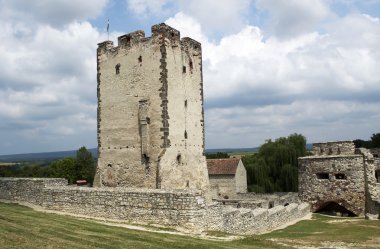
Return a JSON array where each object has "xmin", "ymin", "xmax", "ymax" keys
[
  {"xmin": 371, "ymin": 133, "xmax": 380, "ymax": 148},
  {"xmin": 205, "ymin": 152, "xmax": 230, "ymax": 159},
  {"xmin": 76, "ymin": 146, "xmax": 96, "ymax": 185},
  {"xmin": 47, "ymin": 157, "xmax": 77, "ymax": 184},
  {"xmin": 242, "ymin": 133, "xmax": 307, "ymax": 193}
]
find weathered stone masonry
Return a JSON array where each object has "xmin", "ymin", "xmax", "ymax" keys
[{"xmin": 94, "ymin": 23, "xmax": 209, "ymax": 192}]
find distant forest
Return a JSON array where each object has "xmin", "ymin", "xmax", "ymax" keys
[{"xmin": 0, "ymin": 147, "xmax": 96, "ymax": 185}]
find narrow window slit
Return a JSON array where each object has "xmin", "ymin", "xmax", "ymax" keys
[
  {"xmin": 115, "ymin": 63, "xmax": 120, "ymax": 74},
  {"xmin": 316, "ymin": 172, "xmax": 329, "ymax": 179}
]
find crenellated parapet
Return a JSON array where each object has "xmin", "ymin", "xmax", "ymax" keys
[
  {"xmin": 97, "ymin": 23, "xmax": 199, "ymax": 56},
  {"xmin": 312, "ymin": 141, "xmax": 355, "ymax": 156}
]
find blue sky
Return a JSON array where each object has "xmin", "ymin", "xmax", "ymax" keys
[{"xmin": 1, "ymin": 0, "xmax": 380, "ymax": 155}]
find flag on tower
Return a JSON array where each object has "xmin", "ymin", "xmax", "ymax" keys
[{"xmin": 107, "ymin": 19, "xmax": 110, "ymax": 40}]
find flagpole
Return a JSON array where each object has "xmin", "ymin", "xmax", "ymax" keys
[{"xmin": 107, "ymin": 19, "xmax": 110, "ymax": 41}]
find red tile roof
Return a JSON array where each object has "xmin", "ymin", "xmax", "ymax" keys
[{"xmin": 207, "ymin": 158, "xmax": 240, "ymax": 175}]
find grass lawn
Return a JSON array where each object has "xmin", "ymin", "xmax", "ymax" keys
[{"xmin": 0, "ymin": 202, "xmax": 379, "ymax": 249}]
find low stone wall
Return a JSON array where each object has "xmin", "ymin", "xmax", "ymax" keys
[
  {"xmin": 0, "ymin": 177, "xmax": 310, "ymax": 234},
  {"xmin": 236, "ymin": 192, "xmax": 299, "ymax": 209},
  {"xmin": 42, "ymin": 186, "xmax": 205, "ymax": 227},
  {"xmin": 0, "ymin": 178, "xmax": 68, "ymax": 205},
  {"xmin": 202, "ymin": 202, "xmax": 310, "ymax": 234}
]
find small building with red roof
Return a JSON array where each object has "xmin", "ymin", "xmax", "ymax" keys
[{"xmin": 207, "ymin": 158, "xmax": 247, "ymax": 199}]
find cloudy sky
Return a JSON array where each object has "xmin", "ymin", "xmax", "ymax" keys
[{"xmin": 1, "ymin": 0, "xmax": 380, "ymax": 155}]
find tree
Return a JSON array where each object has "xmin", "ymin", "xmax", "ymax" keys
[
  {"xmin": 76, "ymin": 146, "xmax": 96, "ymax": 185},
  {"xmin": 371, "ymin": 133, "xmax": 380, "ymax": 148},
  {"xmin": 205, "ymin": 152, "xmax": 230, "ymax": 159},
  {"xmin": 47, "ymin": 157, "xmax": 77, "ymax": 184},
  {"xmin": 242, "ymin": 133, "xmax": 307, "ymax": 193}
]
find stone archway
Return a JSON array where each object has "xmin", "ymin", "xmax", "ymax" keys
[{"xmin": 315, "ymin": 201, "xmax": 357, "ymax": 217}]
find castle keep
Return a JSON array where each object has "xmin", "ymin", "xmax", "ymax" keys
[{"xmin": 94, "ymin": 24, "xmax": 209, "ymax": 191}]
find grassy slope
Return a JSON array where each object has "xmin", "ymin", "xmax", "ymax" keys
[{"xmin": 0, "ymin": 202, "xmax": 379, "ymax": 249}]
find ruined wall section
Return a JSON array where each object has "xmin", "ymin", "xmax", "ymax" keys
[
  {"xmin": 299, "ymin": 155, "xmax": 365, "ymax": 216},
  {"xmin": 357, "ymin": 148, "xmax": 380, "ymax": 217},
  {"xmin": 95, "ymin": 24, "xmax": 209, "ymax": 191},
  {"xmin": 235, "ymin": 160, "xmax": 248, "ymax": 194}
]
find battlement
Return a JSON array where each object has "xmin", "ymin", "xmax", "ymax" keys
[
  {"xmin": 97, "ymin": 23, "xmax": 201, "ymax": 54},
  {"xmin": 311, "ymin": 141, "xmax": 355, "ymax": 156}
]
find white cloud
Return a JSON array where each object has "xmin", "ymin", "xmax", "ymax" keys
[
  {"xmin": 179, "ymin": 0, "xmax": 252, "ymax": 35},
  {"xmin": 126, "ymin": 0, "xmax": 252, "ymax": 35},
  {"xmin": 256, "ymin": 0, "xmax": 331, "ymax": 38},
  {"xmin": 126, "ymin": 0, "xmax": 171, "ymax": 17},
  {"xmin": 166, "ymin": 11, "xmax": 380, "ymax": 148},
  {"xmin": 0, "ymin": 0, "xmax": 110, "ymax": 153},
  {"xmin": 0, "ymin": 0, "xmax": 109, "ymax": 27}
]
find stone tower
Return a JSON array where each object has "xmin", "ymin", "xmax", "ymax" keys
[{"xmin": 94, "ymin": 23, "xmax": 209, "ymax": 192}]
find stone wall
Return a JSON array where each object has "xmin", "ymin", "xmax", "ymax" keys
[
  {"xmin": 357, "ymin": 148, "xmax": 380, "ymax": 218},
  {"xmin": 202, "ymin": 202, "xmax": 310, "ymax": 234},
  {"xmin": 236, "ymin": 192, "xmax": 299, "ymax": 209},
  {"xmin": 0, "ymin": 178, "xmax": 68, "ymax": 205},
  {"xmin": 0, "ymin": 177, "xmax": 310, "ymax": 234},
  {"xmin": 0, "ymin": 178, "xmax": 205, "ymax": 228}
]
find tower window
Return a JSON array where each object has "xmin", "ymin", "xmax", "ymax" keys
[
  {"xmin": 184, "ymin": 130, "xmax": 188, "ymax": 139},
  {"xmin": 316, "ymin": 172, "xmax": 329, "ymax": 179},
  {"xmin": 328, "ymin": 148, "xmax": 333, "ymax": 155},
  {"xmin": 138, "ymin": 55, "xmax": 142, "ymax": 63},
  {"xmin": 375, "ymin": 170, "xmax": 380, "ymax": 183},
  {"xmin": 115, "ymin": 63, "xmax": 120, "ymax": 74},
  {"xmin": 176, "ymin": 153, "xmax": 182, "ymax": 164},
  {"xmin": 189, "ymin": 60, "xmax": 193, "ymax": 72},
  {"xmin": 337, "ymin": 148, "xmax": 341, "ymax": 154},
  {"xmin": 335, "ymin": 173, "xmax": 346, "ymax": 180},
  {"xmin": 183, "ymin": 66, "xmax": 186, "ymax": 73},
  {"xmin": 184, "ymin": 100, "xmax": 187, "ymax": 107}
]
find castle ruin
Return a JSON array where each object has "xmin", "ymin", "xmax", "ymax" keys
[
  {"xmin": 0, "ymin": 23, "xmax": 311, "ymax": 235},
  {"xmin": 299, "ymin": 141, "xmax": 380, "ymax": 218},
  {"xmin": 94, "ymin": 23, "xmax": 209, "ymax": 192}
]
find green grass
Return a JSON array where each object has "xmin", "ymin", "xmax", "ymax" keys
[{"xmin": 0, "ymin": 202, "xmax": 379, "ymax": 249}]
